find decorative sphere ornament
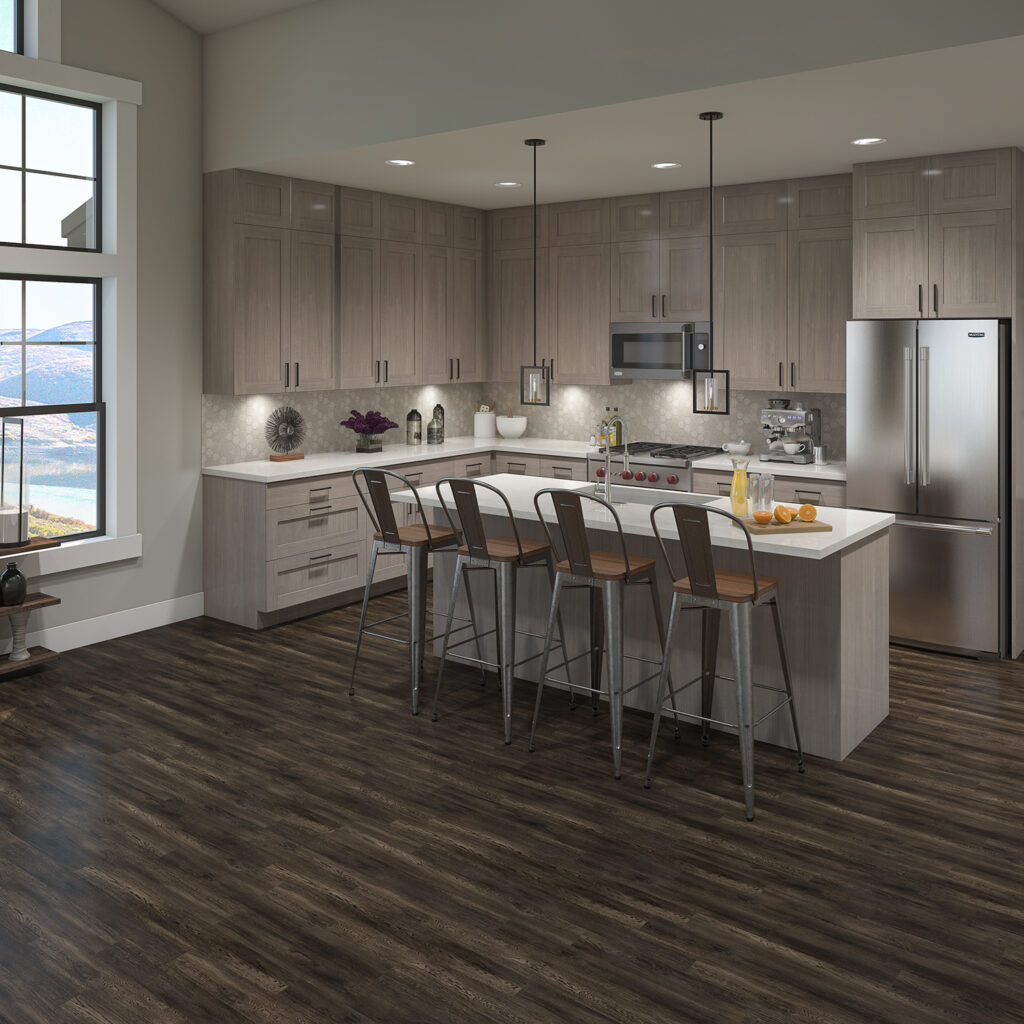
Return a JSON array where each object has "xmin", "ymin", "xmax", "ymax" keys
[{"xmin": 265, "ymin": 406, "xmax": 306, "ymax": 461}]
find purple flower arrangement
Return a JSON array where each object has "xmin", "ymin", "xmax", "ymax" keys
[{"xmin": 340, "ymin": 410, "xmax": 399, "ymax": 453}]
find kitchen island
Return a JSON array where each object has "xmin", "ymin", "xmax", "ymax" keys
[{"xmin": 395, "ymin": 474, "xmax": 893, "ymax": 761}]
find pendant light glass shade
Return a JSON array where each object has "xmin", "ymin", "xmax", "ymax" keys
[{"xmin": 520, "ymin": 137, "xmax": 550, "ymax": 407}]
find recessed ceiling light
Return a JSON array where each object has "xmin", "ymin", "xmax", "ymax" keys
[
  {"xmin": 652, "ymin": 162, "xmax": 681, "ymax": 169},
  {"xmin": 385, "ymin": 158, "xmax": 415, "ymax": 166},
  {"xmin": 494, "ymin": 181, "xmax": 522, "ymax": 188},
  {"xmin": 851, "ymin": 137, "xmax": 887, "ymax": 146}
]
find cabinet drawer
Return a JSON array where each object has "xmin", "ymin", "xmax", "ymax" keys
[
  {"xmin": 494, "ymin": 454, "xmax": 541, "ymax": 476},
  {"xmin": 451, "ymin": 456, "xmax": 492, "ymax": 479},
  {"xmin": 538, "ymin": 457, "xmax": 585, "ymax": 481},
  {"xmin": 692, "ymin": 470, "xmax": 733, "ymax": 498},
  {"xmin": 265, "ymin": 541, "xmax": 365, "ymax": 612},
  {"xmin": 266, "ymin": 498, "xmax": 364, "ymax": 561},
  {"xmin": 773, "ymin": 478, "xmax": 847, "ymax": 508},
  {"xmin": 267, "ymin": 473, "xmax": 355, "ymax": 510}
]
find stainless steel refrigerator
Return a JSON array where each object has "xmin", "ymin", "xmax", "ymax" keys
[{"xmin": 846, "ymin": 319, "xmax": 1008, "ymax": 657}]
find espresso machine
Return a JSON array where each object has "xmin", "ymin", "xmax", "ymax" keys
[{"xmin": 760, "ymin": 402, "xmax": 821, "ymax": 464}]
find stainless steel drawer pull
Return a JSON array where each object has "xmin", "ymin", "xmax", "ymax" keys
[
  {"xmin": 309, "ymin": 553, "xmax": 332, "ymax": 561},
  {"xmin": 309, "ymin": 486, "xmax": 331, "ymax": 495},
  {"xmin": 309, "ymin": 505, "xmax": 332, "ymax": 513},
  {"xmin": 795, "ymin": 490, "xmax": 822, "ymax": 503},
  {"xmin": 896, "ymin": 520, "xmax": 993, "ymax": 536}
]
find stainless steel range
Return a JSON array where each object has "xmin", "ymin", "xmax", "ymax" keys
[{"xmin": 586, "ymin": 441, "xmax": 720, "ymax": 492}]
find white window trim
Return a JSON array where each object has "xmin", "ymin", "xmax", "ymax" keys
[{"xmin": 0, "ymin": 18, "xmax": 143, "ymax": 579}]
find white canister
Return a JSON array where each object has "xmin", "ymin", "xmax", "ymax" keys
[{"xmin": 474, "ymin": 411, "xmax": 496, "ymax": 438}]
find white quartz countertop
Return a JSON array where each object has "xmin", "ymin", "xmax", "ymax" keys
[
  {"xmin": 394, "ymin": 473, "xmax": 891, "ymax": 561},
  {"xmin": 202, "ymin": 436, "xmax": 594, "ymax": 483},
  {"xmin": 693, "ymin": 453, "xmax": 847, "ymax": 481}
]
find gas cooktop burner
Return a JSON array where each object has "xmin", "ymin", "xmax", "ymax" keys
[{"xmin": 595, "ymin": 440, "xmax": 720, "ymax": 465}]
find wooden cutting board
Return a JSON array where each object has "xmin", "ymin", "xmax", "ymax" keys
[{"xmin": 739, "ymin": 516, "xmax": 833, "ymax": 535}]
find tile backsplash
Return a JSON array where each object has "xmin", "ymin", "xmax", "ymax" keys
[{"xmin": 203, "ymin": 380, "xmax": 845, "ymax": 466}]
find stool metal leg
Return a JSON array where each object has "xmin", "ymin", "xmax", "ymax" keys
[
  {"xmin": 730, "ymin": 601, "xmax": 756, "ymax": 820},
  {"xmin": 349, "ymin": 539, "xmax": 382, "ymax": 696},
  {"xmin": 701, "ymin": 608, "xmax": 722, "ymax": 744},
  {"xmin": 644, "ymin": 592, "xmax": 681, "ymax": 788},
  {"xmin": 769, "ymin": 595, "xmax": 804, "ymax": 772},
  {"xmin": 462, "ymin": 565, "xmax": 488, "ymax": 684},
  {"xmin": 528, "ymin": 572, "xmax": 564, "ymax": 752},
  {"xmin": 496, "ymin": 561, "xmax": 517, "ymax": 744},
  {"xmin": 548, "ymin": 555, "xmax": 577, "ymax": 707},
  {"xmin": 431, "ymin": 553, "xmax": 467, "ymax": 722},
  {"xmin": 603, "ymin": 580, "xmax": 625, "ymax": 780},
  {"xmin": 589, "ymin": 587, "xmax": 604, "ymax": 713},
  {"xmin": 407, "ymin": 546, "xmax": 429, "ymax": 716},
  {"xmin": 646, "ymin": 576, "xmax": 680, "ymax": 740}
]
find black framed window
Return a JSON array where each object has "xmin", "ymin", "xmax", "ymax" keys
[
  {"xmin": 0, "ymin": 83, "xmax": 101, "ymax": 250},
  {"xmin": 0, "ymin": 0, "xmax": 22, "ymax": 54},
  {"xmin": 0, "ymin": 275, "xmax": 104, "ymax": 540}
]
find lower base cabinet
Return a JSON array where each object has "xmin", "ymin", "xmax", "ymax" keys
[{"xmin": 691, "ymin": 468, "xmax": 847, "ymax": 508}]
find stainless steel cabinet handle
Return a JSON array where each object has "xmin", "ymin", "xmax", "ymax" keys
[
  {"xmin": 375, "ymin": 359, "xmax": 380, "ymax": 383},
  {"xmin": 309, "ymin": 553, "xmax": 332, "ymax": 561},
  {"xmin": 285, "ymin": 362, "xmax": 289, "ymax": 388},
  {"xmin": 919, "ymin": 346, "xmax": 930, "ymax": 486},
  {"xmin": 309, "ymin": 505, "xmax": 332, "ymax": 513},
  {"xmin": 778, "ymin": 362, "xmax": 783, "ymax": 387},
  {"xmin": 790, "ymin": 361, "xmax": 795, "ymax": 388},
  {"xmin": 903, "ymin": 347, "xmax": 915, "ymax": 485},
  {"xmin": 549, "ymin": 358, "xmax": 554, "ymax": 382},
  {"xmin": 449, "ymin": 357, "xmax": 454, "ymax": 381},
  {"xmin": 384, "ymin": 359, "xmax": 389, "ymax": 383},
  {"xmin": 652, "ymin": 295, "xmax": 656, "ymax": 318},
  {"xmin": 933, "ymin": 283, "xmax": 938, "ymax": 316},
  {"xmin": 896, "ymin": 519, "xmax": 993, "ymax": 536},
  {"xmin": 295, "ymin": 362, "xmax": 299, "ymax": 387},
  {"xmin": 661, "ymin": 294, "xmax": 666, "ymax": 318},
  {"xmin": 795, "ymin": 489, "xmax": 822, "ymax": 504},
  {"xmin": 456, "ymin": 357, "xmax": 461, "ymax": 380},
  {"xmin": 917, "ymin": 283, "xmax": 923, "ymax": 316}
]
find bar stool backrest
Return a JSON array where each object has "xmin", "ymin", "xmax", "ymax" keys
[
  {"xmin": 436, "ymin": 477, "xmax": 525, "ymax": 561},
  {"xmin": 353, "ymin": 467, "xmax": 431, "ymax": 547},
  {"xmin": 650, "ymin": 502, "xmax": 760, "ymax": 601},
  {"xmin": 534, "ymin": 488, "xmax": 636, "ymax": 580}
]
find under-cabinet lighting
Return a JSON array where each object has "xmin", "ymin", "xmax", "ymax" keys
[
  {"xmin": 851, "ymin": 137, "xmax": 886, "ymax": 146},
  {"xmin": 652, "ymin": 162, "xmax": 681, "ymax": 169},
  {"xmin": 385, "ymin": 159, "xmax": 415, "ymax": 166},
  {"xmin": 495, "ymin": 181, "xmax": 522, "ymax": 188}
]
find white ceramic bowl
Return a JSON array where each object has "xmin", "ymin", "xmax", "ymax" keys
[
  {"xmin": 496, "ymin": 415, "xmax": 528, "ymax": 438},
  {"xmin": 722, "ymin": 441, "xmax": 752, "ymax": 455}
]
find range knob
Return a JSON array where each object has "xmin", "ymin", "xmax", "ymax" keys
[
  {"xmin": 667, "ymin": 474, "xmax": 679, "ymax": 485},
  {"xmin": 621, "ymin": 471, "xmax": 633, "ymax": 480},
  {"xmin": 596, "ymin": 468, "xmax": 606, "ymax": 478},
  {"xmin": 647, "ymin": 472, "xmax": 659, "ymax": 483},
  {"xmin": 634, "ymin": 472, "xmax": 646, "ymax": 482}
]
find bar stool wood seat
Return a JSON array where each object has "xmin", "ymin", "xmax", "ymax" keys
[
  {"xmin": 646, "ymin": 502, "xmax": 804, "ymax": 820},
  {"xmin": 459, "ymin": 535, "xmax": 551, "ymax": 562},
  {"xmin": 373, "ymin": 524, "xmax": 459, "ymax": 547},
  {"xmin": 556, "ymin": 552, "xmax": 656, "ymax": 581}
]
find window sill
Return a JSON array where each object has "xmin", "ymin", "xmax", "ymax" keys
[{"xmin": 9, "ymin": 533, "xmax": 143, "ymax": 578}]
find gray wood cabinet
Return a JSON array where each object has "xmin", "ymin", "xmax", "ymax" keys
[
  {"xmin": 787, "ymin": 175, "xmax": 852, "ymax": 230},
  {"xmin": 538, "ymin": 457, "xmax": 586, "ymax": 481},
  {"xmin": 451, "ymin": 248, "xmax": 486, "ymax": 383},
  {"xmin": 788, "ymin": 226, "xmax": 852, "ymax": 394},
  {"xmin": 659, "ymin": 188, "xmax": 708, "ymax": 238},
  {"xmin": 338, "ymin": 235, "xmax": 381, "ymax": 388},
  {"xmin": 852, "ymin": 216, "xmax": 929, "ymax": 318},
  {"xmin": 420, "ymin": 244, "xmax": 452, "ymax": 385},
  {"xmin": 716, "ymin": 181, "xmax": 789, "ymax": 234},
  {"xmin": 494, "ymin": 453, "xmax": 541, "ymax": 476},
  {"xmin": 490, "ymin": 247, "xmax": 548, "ymax": 383},
  {"xmin": 489, "ymin": 205, "xmax": 548, "ymax": 251},
  {"xmin": 548, "ymin": 198, "xmax": 609, "ymax": 245},
  {"xmin": 338, "ymin": 187, "xmax": 380, "ymax": 237},
  {"xmin": 852, "ymin": 157, "xmax": 928, "ymax": 220},
  {"xmin": 548, "ymin": 243, "xmax": 610, "ymax": 385},
  {"xmin": 453, "ymin": 206, "xmax": 485, "ymax": 250},
  {"xmin": 929, "ymin": 209, "xmax": 1012, "ymax": 318},
  {"xmin": 379, "ymin": 241, "xmax": 421, "ymax": 385},
  {"xmin": 380, "ymin": 193, "xmax": 423, "ymax": 242},
  {"xmin": 610, "ymin": 194, "xmax": 660, "ymax": 241},
  {"xmin": 289, "ymin": 231, "xmax": 337, "ymax": 391},
  {"xmin": 232, "ymin": 170, "xmax": 290, "ymax": 227},
  {"xmin": 423, "ymin": 202, "xmax": 454, "ymax": 247},
  {"xmin": 290, "ymin": 179, "xmax": 336, "ymax": 233},
  {"xmin": 610, "ymin": 239, "xmax": 660, "ymax": 320},
  {"xmin": 661, "ymin": 235, "xmax": 709, "ymax": 321},
  {"xmin": 926, "ymin": 149, "xmax": 1012, "ymax": 214}
]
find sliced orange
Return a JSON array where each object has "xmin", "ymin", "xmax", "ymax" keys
[
  {"xmin": 773, "ymin": 505, "xmax": 793, "ymax": 524},
  {"xmin": 753, "ymin": 510, "xmax": 773, "ymax": 524},
  {"xmin": 797, "ymin": 503, "xmax": 817, "ymax": 522}
]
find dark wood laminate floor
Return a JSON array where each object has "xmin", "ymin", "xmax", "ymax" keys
[{"xmin": 0, "ymin": 590, "xmax": 1021, "ymax": 1024}]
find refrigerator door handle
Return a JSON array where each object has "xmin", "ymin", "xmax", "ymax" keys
[
  {"xmin": 896, "ymin": 519, "xmax": 993, "ymax": 537},
  {"xmin": 919, "ymin": 346, "xmax": 930, "ymax": 486},
  {"xmin": 903, "ymin": 347, "xmax": 915, "ymax": 485}
]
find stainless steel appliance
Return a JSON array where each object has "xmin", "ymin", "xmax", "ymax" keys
[
  {"xmin": 760, "ymin": 406, "xmax": 822, "ymax": 465},
  {"xmin": 846, "ymin": 318, "xmax": 1008, "ymax": 657},
  {"xmin": 610, "ymin": 322, "xmax": 712, "ymax": 380},
  {"xmin": 587, "ymin": 441, "xmax": 720, "ymax": 492}
]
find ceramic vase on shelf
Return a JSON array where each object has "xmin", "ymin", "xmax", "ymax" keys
[
  {"xmin": 0, "ymin": 561, "xmax": 26, "ymax": 606},
  {"xmin": 356, "ymin": 434, "xmax": 382, "ymax": 454}
]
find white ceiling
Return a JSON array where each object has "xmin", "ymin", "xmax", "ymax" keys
[
  {"xmin": 153, "ymin": 0, "xmax": 319, "ymax": 34},
  {"xmin": 249, "ymin": 34, "xmax": 1024, "ymax": 209}
]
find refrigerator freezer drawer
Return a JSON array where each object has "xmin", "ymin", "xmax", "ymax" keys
[{"xmin": 890, "ymin": 517, "xmax": 1001, "ymax": 655}]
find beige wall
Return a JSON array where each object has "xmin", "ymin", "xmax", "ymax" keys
[{"xmin": 28, "ymin": 0, "xmax": 204, "ymax": 631}]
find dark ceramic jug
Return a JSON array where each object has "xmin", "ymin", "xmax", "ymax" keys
[{"xmin": 0, "ymin": 561, "xmax": 26, "ymax": 606}]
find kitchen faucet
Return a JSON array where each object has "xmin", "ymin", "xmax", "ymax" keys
[{"xmin": 599, "ymin": 414, "xmax": 628, "ymax": 500}]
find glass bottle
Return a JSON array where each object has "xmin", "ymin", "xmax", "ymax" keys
[{"xmin": 730, "ymin": 456, "xmax": 750, "ymax": 517}]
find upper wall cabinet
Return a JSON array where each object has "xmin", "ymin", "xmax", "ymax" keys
[
  {"xmin": 659, "ymin": 188, "xmax": 708, "ymax": 237},
  {"xmin": 852, "ymin": 158, "xmax": 928, "ymax": 220},
  {"xmin": 548, "ymin": 199, "xmax": 609, "ymax": 245},
  {"xmin": 291, "ymin": 179, "xmax": 336, "ymax": 233},
  {"xmin": 233, "ymin": 170, "xmax": 291, "ymax": 228},
  {"xmin": 381, "ymin": 194, "xmax": 423, "ymax": 242},
  {"xmin": 489, "ymin": 206, "xmax": 549, "ymax": 251},
  {"xmin": 610, "ymin": 194, "xmax": 660, "ymax": 241},
  {"xmin": 490, "ymin": 247, "xmax": 549, "ymax": 382},
  {"xmin": 715, "ymin": 181, "xmax": 789, "ymax": 234},
  {"xmin": 548, "ymin": 243, "xmax": 610, "ymax": 385},
  {"xmin": 423, "ymin": 202, "xmax": 454, "ymax": 247},
  {"xmin": 453, "ymin": 206, "xmax": 485, "ymax": 250},
  {"xmin": 339, "ymin": 187, "xmax": 380, "ymax": 237},
  {"xmin": 787, "ymin": 175, "xmax": 852, "ymax": 230}
]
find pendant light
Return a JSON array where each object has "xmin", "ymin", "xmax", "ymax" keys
[
  {"xmin": 520, "ymin": 137, "xmax": 550, "ymax": 406},
  {"xmin": 694, "ymin": 111, "xmax": 730, "ymax": 415}
]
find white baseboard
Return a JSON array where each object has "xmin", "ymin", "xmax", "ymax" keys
[{"xmin": 26, "ymin": 592, "xmax": 206, "ymax": 653}]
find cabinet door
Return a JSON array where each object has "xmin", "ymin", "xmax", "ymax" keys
[
  {"xmin": 715, "ymin": 181, "xmax": 788, "ymax": 234},
  {"xmin": 291, "ymin": 179, "xmax": 336, "ymax": 233},
  {"xmin": 548, "ymin": 199, "xmax": 609, "ymax": 245},
  {"xmin": 338, "ymin": 187, "xmax": 380, "ymax": 237},
  {"xmin": 787, "ymin": 226, "xmax": 851, "ymax": 394},
  {"xmin": 290, "ymin": 231, "xmax": 336, "ymax": 391},
  {"xmin": 610, "ymin": 240, "xmax": 660, "ymax": 320},
  {"xmin": 713, "ymin": 232, "xmax": 787, "ymax": 390},
  {"xmin": 494, "ymin": 454, "xmax": 541, "ymax": 476},
  {"xmin": 423, "ymin": 202, "xmax": 454, "ymax": 247},
  {"xmin": 233, "ymin": 170, "xmax": 289, "ymax": 228},
  {"xmin": 380, "ymin": 194, "xmax": 423, "ymax": 242},
  {"xmin": 787, "ymin": 174, "xmax": 852, "ymax": 230},
  {"xmin": 659, "ymin": 188, "xmax": 708, "ymax": 238},
  {"xmin": 233, "ymin": 225, "xmax": 289, "ymax": 395},
  {"xmin": 538, "ymin": 458, "xmax": 585, "ymax": 481},
  {"xmin": 489, "ymin": 206, "xmax": 548, "ymax": 250},
  {"xmin": 453, "ymin": 206, "xmax": 485, "ymax": 250},
  {"xmin": 660, "ymin": 236, "xmax": 709, "ymax": 321},
  {"xmin": 420, "ymin": 244, "xmax": 453, "ymax": 384},
  {"xmin": 379, "ymin": 241, "xmax": 421, "ymax": 386},
  {"xmin": 548, "ymin": 244, "xmax": 610, "ymax": 385},
  {"xmin": 338, "ymin": 235, "xmax": 380, "ymax": 388},
  {"xmin": 490, "ymin": 248, "xmax": 548, "ymax": 382},
  {"xmin": 852, "ymin": 216, "xmax": 928, "ymax": 319},
  {"xmin": 929, "ymin": 210, "xmax": 1012, "ymax": 318},
  {"xmin": 852, "ymin": 158, "xmax": 927, "ymax": 219},
  {"xmin": 451, "ymin": 248, "xmax": 486, "ymax": 383},
  {"xmin": 927, "ymin": 149, "xmax": 1012, "ymax": 214},
  {"xmin": 610, "ymin": 194, "xmax": 660, "ymax": 241}
]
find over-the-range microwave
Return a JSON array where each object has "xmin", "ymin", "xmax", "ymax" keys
[{"xmin": 609, "ymin": 322, "xmax": 712, "ymax": 380}]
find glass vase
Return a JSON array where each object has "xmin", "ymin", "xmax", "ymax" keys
[{"xmin": 356, "ymin": 434, "xmax": 382, "ymax": 454}]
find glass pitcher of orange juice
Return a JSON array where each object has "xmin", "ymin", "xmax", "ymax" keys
[{"xmin": 729, "ymin": 456, "xmax": 749, "ymax": 517}]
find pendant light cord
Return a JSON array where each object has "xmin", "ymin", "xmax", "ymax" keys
[
  {"xmin": 699, "ymin": 112, "xmax": 722, "ymax": 355},
  {"xmin": 532, "ymin": 141, "xmax": 537, "ymax": 366}
]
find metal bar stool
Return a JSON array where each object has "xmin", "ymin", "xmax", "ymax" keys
[
  {"xmin": 645, "ymin": 502, "xmax": 804, "ymax": 820},
  {"xmin": 350, "ymin": 467, "xmax": 468, "ymax": 715},
  {"xmin": 528, "ymin": 488, "xmax": 677, "ymax": 779},
  {"xmin": 432, "ymin": 477, "xmax": 574, "ymax": 744}
]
